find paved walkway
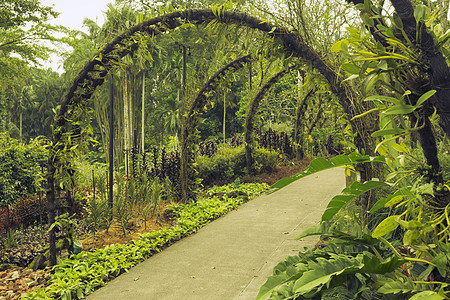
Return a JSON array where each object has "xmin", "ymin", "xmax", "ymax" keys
[{"xmin": 87, "ymin": 168, "xmax": 345, "ymax": 300}]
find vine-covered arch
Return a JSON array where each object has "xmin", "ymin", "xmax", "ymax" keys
[
  {"xmin": 244, "ymin": 65, "xmax": 296, "ymax": 175},
  {"xmin": 46, "ymin": 6, "xmax": 379, "ymax": 265},
  {"xmin": 180, "ymin": 54, "xmax": 254, "ymax": 201}
]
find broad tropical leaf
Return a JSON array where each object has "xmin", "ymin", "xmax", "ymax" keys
[
  {"xmin": 384, "ymin": 104, "xmax": 416, "ymax": 115},
  {"xmin": 369, "ymin": 190, "xmax": 406, "ymax": 213},
  {"xmin": 268, "ymin": 153, "xmax": 386, "ymax": 194},
  {"xmin": 378, "ymin": 277, "xmax": 436, "ymax": 295},
  {"xmin": 258, "ymin": 252, "xmax": 404, "ymax": 299},
  {"xmin": 372, "ymin": 215, "xmax": 399, "ymax": 238},
  {"xmin": 322, "ymin": 180, "xmax": 388, "ymax": 221},
  {"xmin": 256, "ymin": 257, "xmax": 305, "ymax": 300}
]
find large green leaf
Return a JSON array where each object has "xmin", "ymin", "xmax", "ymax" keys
[
  {"xmin": 293, "ymin": 256, "xmax": 360, "ymax": 295},
  {"xmin": 360, "ymin": 252, "xmax": 405, "ymax": 274},
  {"xmin": 369, "ymin": 190, "xmax": 406, "ymax": 213},
  {"xmin": 384, "ymin": 104, "xmax": 416, "ymax": 115},
  {"xmin": 372, "ymin": 215, "xmax": 399, "ymax": 238},
  {"xmin": 378, "ymin": 277, "xmax": 436, "ymax": 295},
  {"xmin": 292, "ymin": 253, "xmax": 403, "ymax": 296},
  {"xmin": 414, "ymin": 4, "xmax": 429, "ymax": 22},
  {"xmin": 342, "ymin": 62, "xmax": 360, "ymax": 74},
  {"xmin": 416, "ymin": 90, "xmax": 436, "ymax": 107},
  {"xmin": 322, "ymin": 180, "xmax": 388, "ymax": 221},
  {"xmin": 295, "ymin": 222, "xmax": 330, "ymax": 240},
  {"xmin": 371, "ymin": 128, "xmax": 404, "ymax": 137},
  {"xmin": 256, "ymin": 257, "xmax": 305, "ymax": 300},
  {"xmin": 361, "ymin": 72, "xmax": 379, "ymax": 96},
  {"xmin": 410, "ymin": 292, "xmax": 445, "ymax": 300},
  {"xmin": 331, "ymin": 40, "xmax": 348, "ymax": 52},
  {"xmin": 268, "ymin": 153, "xmax": 386, "ymax": 194},
  {"xmin": 258, "ymin": 249, "xmax": 405, "ymax": 299},
  {"xmin": 364, "ymin": 95, "xmax": 401, "ymax": 105}
]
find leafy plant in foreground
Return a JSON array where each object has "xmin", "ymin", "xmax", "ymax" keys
[
  {"xmin": 256, "ymin": 220, "xmax": 445, "ymax": 299},
  {"xmin": 259, "ymin": 152, "xmax": 450, "ymax": 299}
]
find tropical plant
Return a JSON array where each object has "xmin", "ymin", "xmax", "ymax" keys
[
  {"xmin": 113, "ymin": 175, "xmax": 134, "ymax": 236},
  {"xmin": 41, "ymin": 0, "xmax": 450, "ymax": 264},
  {"xmin": 84, "ymin": 196, "xmax": 108, "ymax": 241},
  {"xmin": 259, "ymin": 147, "xmax": 450, "ymax": 299}
]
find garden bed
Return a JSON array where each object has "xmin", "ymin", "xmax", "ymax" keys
[{"xmin": 1, "ymin": 159, "xmax": 312, "ymax": 299}]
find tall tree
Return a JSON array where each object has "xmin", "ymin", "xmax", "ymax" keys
[{"xmin": 0, "ymin": 0, "xmax": 60, "ymax": 77}]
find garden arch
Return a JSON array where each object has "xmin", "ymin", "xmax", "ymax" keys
[{"xmin": 46, "ymin": 6, "xmax": 394, "ymax": 265}]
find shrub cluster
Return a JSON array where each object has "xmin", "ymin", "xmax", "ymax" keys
[
  {"xmin": 0, "ymin": 133, "xmax": 47, "ymax": 207},
  {"xmin": 198, "ymin": 140, "xmax": 218, "ymax": 157},
  {"xmin": 196, "ymin": 145, "xmax": 279, "ymax": 186},
  {"xmin": 0, "ymin": 187, "xmax": 88, "ymax": 235},
  {"xmin": 0, "ymin": 195, "xmax": 47, "ymax": 233},
  {"xmin": 140, "ymin": 147, "xmax": 180, "ymax": 189}
]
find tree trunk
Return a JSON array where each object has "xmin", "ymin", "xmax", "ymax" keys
[
  {"xmin": 19, "ymin": 98, "xmax": 22, "ymax": 140},
  {"xmin": 123, "ymin": 72, "xmax": 129, "ymax": 175},
  {"xmin": 46, "ymin": 161, "xmax": 57, "ymax": 266},
  {"xmin": 223, "ymin": 91, "xmax": 226, "ymax": 144},
  {"xmin": 306, "ymin": 95, "xmax": 323, "ymax": 136},
  {"xmin": 108, "ymin": 75, "xmax": 114, "ymax": 213},
  {"xmin": 390, "ymin": 0, "xmax": 450, "ymax": 138},
  {"xmin": 141, "ymin": 72, "xmax": 145, "ymax": 152}
]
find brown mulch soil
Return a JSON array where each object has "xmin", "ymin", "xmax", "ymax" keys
[
  {"xmin": 79, "ymin": 201, "xmax": 174, "ymax": 251},
  {"xmin": 0, "ymin": 267, "xmax": 51, "ymax": 300},
  {"xmin": 0, "ymin": 158, "xmax": 313, "ymax": 299}
]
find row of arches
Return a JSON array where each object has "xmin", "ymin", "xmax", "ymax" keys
[{"xmin": 45, "ymin": 7, "xmax": 373, "ymax": 265}]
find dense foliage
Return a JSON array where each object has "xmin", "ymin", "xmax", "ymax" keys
[
  {"xmin": 258, "ymin": 146, "xmax": 450, "ymax": 299},
  {"xmin": 197, "ymin": 144, "xmax": 279, "ymax": 186},
  {"xmin": 0, "ymin": 133, "xmax": 47, "ymax": 207}
]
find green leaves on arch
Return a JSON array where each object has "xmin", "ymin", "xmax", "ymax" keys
[{"xmin": 180, "ymin": 54, "xmax": 254, "ymax": 201}]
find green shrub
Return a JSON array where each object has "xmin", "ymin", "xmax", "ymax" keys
[
  {"xmin": 196, "ymin": 145, "xmax": 279, "ymax": 186},
  {"xmin": 0, "ymin": 133, "xmax": 47, "ymax": 207},
  {"xmin": 73, "ymin": 157, "xmax": 107, "ymax": 189},
  {"xmin": 253, "ymin": 147, "xmax": 279, "ymax": 173}
]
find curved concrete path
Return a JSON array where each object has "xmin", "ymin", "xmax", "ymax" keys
[{"xmin": 87, "ymin": 167, "xmax": 345, "ymax": 300}]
